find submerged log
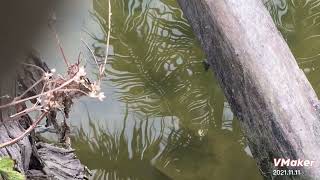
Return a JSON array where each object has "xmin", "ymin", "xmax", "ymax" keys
[
  {"xmin": 177, "ymin": 0, "xmax": 320, "ymax": 179},
  {"xmin": 0, "ymin": 52, "xmax": 86, "ymax": 179}
]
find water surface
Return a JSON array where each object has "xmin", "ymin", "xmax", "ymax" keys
[{"xmin": 34, "ymin": 0, "xmax": 320, "ymax": 179}]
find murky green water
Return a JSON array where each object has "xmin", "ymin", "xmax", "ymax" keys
[
  {"xmin": 265, "ymin": 0, "xmax": 320, "ymax": 92},
  {"xmin": 34, "ymin": 0, "xmax": 320, "ymax": 179}
]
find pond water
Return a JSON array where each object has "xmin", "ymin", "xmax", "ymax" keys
[{"xmin": 34, "ymin": 0, "xmax": 320, "ymax": 179}]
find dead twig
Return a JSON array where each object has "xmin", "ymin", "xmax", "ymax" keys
[
  {"xmin": 0, "ymin": 0, "xmax": 112, "ymax": 149},
  {"xmin": 99, "ymin": 0, "xmax": 112, "ymax": 78}
]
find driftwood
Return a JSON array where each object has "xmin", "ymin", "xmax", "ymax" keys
[
  {"xmin": 26, "ymin": 143, "xmax": 86, "ymax": 180},
  {"xmin": 0, "ymin": 53, "xmax": 86, "ymax": 179},
  {"xmin": 177, "ymin": 0, "xmax": 320, "ymax": 179}
]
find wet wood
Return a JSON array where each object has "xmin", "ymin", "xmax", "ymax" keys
[
  {"xmin": 177, "ymin": 0, "xmax": 320, "ymax": 179},
  {"xmin": 27, "ymin": 142, "xmax": 86, "ymax": 180}
]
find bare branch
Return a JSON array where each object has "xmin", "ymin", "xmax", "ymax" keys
[{"xmin": 100, "ymin": 0, "xmax": 112, "ymax": 78}]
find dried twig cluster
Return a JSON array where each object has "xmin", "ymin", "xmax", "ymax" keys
[{"xmin": 0, "ymin": 0, "xmax": 112, "ymax": 149}]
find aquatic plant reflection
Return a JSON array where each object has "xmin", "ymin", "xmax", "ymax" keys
[
  {"xmin": 72, "ymin": 113, "xmax": 261, "ymax": 180},
  {"xmin": 89, "ymin": 0, "xmax": 223, "ymax": 130},
  {"xmin": 73, "ymin": 113, "xmax": 173, "ymax": 180},
  {"xmin": 73, "ymin": 0, "xmax": 264, "ymax": 179}
]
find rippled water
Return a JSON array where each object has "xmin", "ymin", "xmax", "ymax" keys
[{"xmin": 34, "ymin": 0, "xmax": 320, "ymax": 179}]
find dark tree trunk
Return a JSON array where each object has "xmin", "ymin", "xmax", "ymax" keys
[{"xmin": 177, "ymin": 0, "xmax": 320, "ymax": 179}]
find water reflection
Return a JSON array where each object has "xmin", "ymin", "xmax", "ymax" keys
[
  {"xmin": 71, "ymin": 0, "xmax": 262, "ymax": 179},
  {"xmin": 73, "ymin": 112, "xmax": 172, "ymax": 180},
  {"xmin": 92, "ymin": 0, "xmax": 219, "ymax": 130},
  {"xmin": 73, "ymin": 112, "xmax": 260, "ymax": 180},
  {"xmin": 30, "ymin": 0, "xmax": 320, "ymax": 179},
  {"xmin": 64, "ymin": 0, "xmax": 320, "ymax": 179}
]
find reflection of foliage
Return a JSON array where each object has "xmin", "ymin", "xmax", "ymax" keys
[
  {"xmin": 0, "ymin": 157, "xmax": 24, "ymax": 180},
  {"xmin": 72, "ymin": 117, "xmax": 262, "ymax": 180},
  {"xmin": 78, "ymin": 0, "xmax": 263, "ymax": 179},
  {"xmin": 90, "ymin": 0, "xmax": 222, "ymax": 129},
  {"xmin": 72, "ymin": 116, "xmax": 172, "ymax": 180},
  {"xmin": 265, "ymin": 0, "xmax": 320, "ymax": 92}
]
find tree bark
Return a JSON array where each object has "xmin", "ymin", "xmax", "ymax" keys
[{"xmin": 177, "ymin": 0, "xmax": 320, "ymax": 179}]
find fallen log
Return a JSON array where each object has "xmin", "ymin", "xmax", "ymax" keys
[{"xmin": 177, "ymin": 0, "xmax": 320, "ymax": 179}]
